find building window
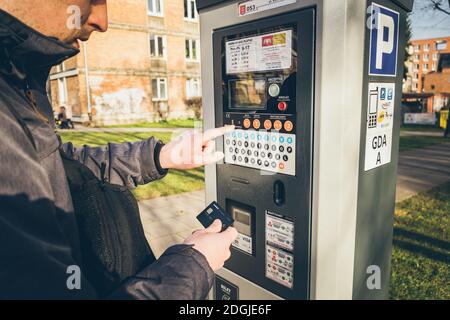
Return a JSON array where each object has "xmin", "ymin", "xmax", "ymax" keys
[
  {"xmin": 423, "ymin": 63, "xmax": 428, "ymax": 71},
  {"xmin": 57, "ymin": 78, "xmax": 68, "ymax": 106},
  {"xmin": 414, "ymin": 54, "xmax": 420, "ymax": 61},
  {"xmin": 184, "ymin": 0, "xmax": 197, "ymax": 20},
  {"xmin": 185, "ymin": 38, "xmax": 199, "ymax": 61},
  {"xmin": 432, "ymin": 62, "xmax": 437, "ymax": 71},
  {"xmin": 414, "ymin": 44, "xmax": 420, "ymax": 52},
  {"xmin": 148, "ymin": 0, "xmax": 163, "ymax": 16},
  {"xmin": 186, "ymin": 78, "xmax": 201, "ymax": 98},
  {"xmin": 433, "ymin": 53, "xmax": 438, "ymax": 61},
  {"xmin": 413, "ymin": 83, "xmax": 418, "ymax": 90},
  {"xmin": 56, "ymin": 62, "xmax": 66, "ymax": 73},
  {"xmin": 423, "ymin": 54, "xmax": 429, "ymax": 62},
  {"xmin": 150, "ymin": 35, "xmax": 166, "ymax": 58},
  {"xmin": 415, "ymin": 63, "xmax": 420, "ymax": 70},
  {"xmin": 424, "ymin": 44, "xmax": 430, "ymax": 51},
  {"xmin": 414, "ymin": 73, "xmax": 419, "ymax": 80},
  {"xmin": 152, "ymin": 78, "xmax": 167, "ymax": 100},
  {"xmin": 436, "ymin": 41, "xmax": 447, "ymax": 51}
]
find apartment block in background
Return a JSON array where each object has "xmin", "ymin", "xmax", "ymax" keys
[
  {"xmin": 403, "ymin": 37, "xmax": 450, "ymax": 113},
  {"xmin": 49, "ymin": 0, "xmax": 202, "ymax": 125},
  {"xmin": 404, "ymin": 36, "xmax": 450, "ymax": 94}
]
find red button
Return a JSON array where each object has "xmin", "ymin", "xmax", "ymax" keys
[{"xmin": 278, "ymin": 102, "xmax": 288, "ymax": 111}]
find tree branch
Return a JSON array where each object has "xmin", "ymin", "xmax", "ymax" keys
[{"xmin": 431, "ymin": 0, "xmax": 450, "ymax": 15}]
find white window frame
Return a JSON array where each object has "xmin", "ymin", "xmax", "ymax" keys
[
  {"xmin": 424, "ymin": 43, "xmax": 430, "ymax": 52},
  {"xmin": 148, "ymin": 0, "xmax": 164, "ymax": 17},
  {"xmin": 184, "ymin": 0, "xmax": 198, "ymax": 21},
  {"xmin": 414, "ymin": 54, "xmax": 420, "ymax": 61},
  {"xmin": 432, "ymin": 62, "xmax": 437, "ymax": 71},
  {"xmin": 423, "ymin": 63, "xmax": 429, "ymax": 71},
  {"xmin": 186, "ymin": 78, "xmax": 201, "ymax": 99},
  {"xmin": 185, "ymin": 38, "xmax": 200, "ymax": 62},
  {"xmin": 414, "ymin": 44, "xmax": 420, "ymax": 52},
  {"xmin": 423, "ymin": 54, "xmax": 429, "ymax": 62},
  {"xmin": 149, "ymin": 35, "xmax": 167, "ymax": 59},
  {"xmin": 433, "ymin": 53, "xmax": 438, "ymax": 61},
  {"xmin": 57, "ymin": 77, "xmax": 68, "ymax": 106},
  {"xmin": 152, "ymin": 78, "xmax": 168, "ymax": 101}
]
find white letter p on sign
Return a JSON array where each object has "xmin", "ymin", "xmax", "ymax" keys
[{"xmin": 376, "ymin": 14, "xmax": 394, "ymax": 70}]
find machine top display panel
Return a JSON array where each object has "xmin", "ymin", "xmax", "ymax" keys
[{"xmin": 221, "ymin": 24, "xmax": 297, "ymax": 114}]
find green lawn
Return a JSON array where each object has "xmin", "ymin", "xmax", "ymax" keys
[
  {"xmin": 399, "ymin": 135, "xmax": 448, "ymax": 152},
  {"xmin": 390, "ymin": 182, "xmax": 450, "ymax": 300},
  {"xmin": 59, "ymin": 131, "xmax": 205, "ymax": 201},
  {"xmin": 101, "ymin": 118, "xmax": 201, "ymax": 129}
]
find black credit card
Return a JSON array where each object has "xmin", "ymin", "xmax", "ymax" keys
[{"xmin": 196, "ymin": 201, "xmax": 234, "ymax": 232}]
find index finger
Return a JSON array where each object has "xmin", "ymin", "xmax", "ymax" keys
[{"xmin": 202, "ymin": 125, "xmax": 235, "ymax": 144}]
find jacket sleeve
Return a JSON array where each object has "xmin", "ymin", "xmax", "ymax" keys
[
  {"xmin": 110, "ymin": 245, "xmax": 215, "ymax": 300},
  {"xmin": 60, "ymin": 137, "xmax": 168, "ymax": 188}
]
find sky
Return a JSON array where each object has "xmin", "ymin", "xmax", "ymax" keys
[{"xmin": 410, "ymin": 0, "xmax": 450, "ymax": 40}]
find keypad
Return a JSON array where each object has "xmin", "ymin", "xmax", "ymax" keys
[{"xmin": 224, "ymin": 129, "xmax": 296, "ymax": 176}]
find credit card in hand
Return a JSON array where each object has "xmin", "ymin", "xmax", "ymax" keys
[{"xmin": 196, "ymin": 201, "xmax": 234, "ymax": 232}]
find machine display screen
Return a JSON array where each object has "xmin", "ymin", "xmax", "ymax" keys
[{"xmin": 228, "ymin": 79, "xmax": 267, "ymax": 110}]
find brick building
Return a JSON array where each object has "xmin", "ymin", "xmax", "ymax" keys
[
  {"xmin": 49, "ymin": 0, "xmax": 202, "ymax": 125},
  {"xmin": 403, "ymin": 36, "xmax": 450, "ymax": 94},
  {"xmin": 422, "ymin": 53, "xmax": 450, "ymax": 111}
]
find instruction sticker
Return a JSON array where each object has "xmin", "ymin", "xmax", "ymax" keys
[
  {"xmin": 265, "ymin": 211, "xmax": 294, "ymax": 288},
  {"xmin": 238, "ymin": 0, "xmax": 296, "ymax": 17},
  {"xmin": 226, "ymin": 30, "xmax": 292, "ymax": 74},
  {"xmin": 364, "ymin": 82, "xmax": 395, "ymax": 171}
]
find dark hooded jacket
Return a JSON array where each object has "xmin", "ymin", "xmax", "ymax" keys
[{"xmin": 0, "ymin": 9, "xmax": 213, "ymax": 299}]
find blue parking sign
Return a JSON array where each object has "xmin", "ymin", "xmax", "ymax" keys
[{"xmin": 369, "ymin": 3, "xmax": 399, "ymax": 77}]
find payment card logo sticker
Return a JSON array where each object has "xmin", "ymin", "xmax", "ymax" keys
[
  {"xmin": 368, "ymin": 3, "xmax": 399, "ymax": 77},
  {"xmin": 365, "ymin": 83, "xmax": 395, "ymax": 171}
]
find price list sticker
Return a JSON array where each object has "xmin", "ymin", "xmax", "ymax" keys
[{"xmin": 226, "ymin": 30, "xmax": 292, "ymax": 74}]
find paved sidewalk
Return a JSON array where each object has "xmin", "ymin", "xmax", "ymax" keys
[
  {"xmin": 396, "ymin": 141, "xmax": 450, "ymax": 202},
  {"xmin": 400, "ymin": 130, "xmax": 444, "ymax": 137},
  {"xmin": 140, "ymin": 142, "xmax": 450, "ymax": 257},
  {"xmin": 139, "ymin": 191, "xmax": 206, "ymax": 257}
]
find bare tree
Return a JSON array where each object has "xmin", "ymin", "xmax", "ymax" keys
[{"xmin": 427, "ymin": 0, "xmax": 450, "ymax": 15}]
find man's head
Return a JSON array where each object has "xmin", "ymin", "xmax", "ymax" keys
[{"xmin": 0, "ymin": 0, "xmax": 108, "ymax": 49}]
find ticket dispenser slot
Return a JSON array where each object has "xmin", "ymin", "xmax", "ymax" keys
[{"xmin": 214, "ymin": 8, "xmax": 314, "ymax": 300}]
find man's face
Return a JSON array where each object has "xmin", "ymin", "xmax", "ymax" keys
[{"xmin": 1, "ymin": 0, "xmax": 108, "ymax": 49}]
